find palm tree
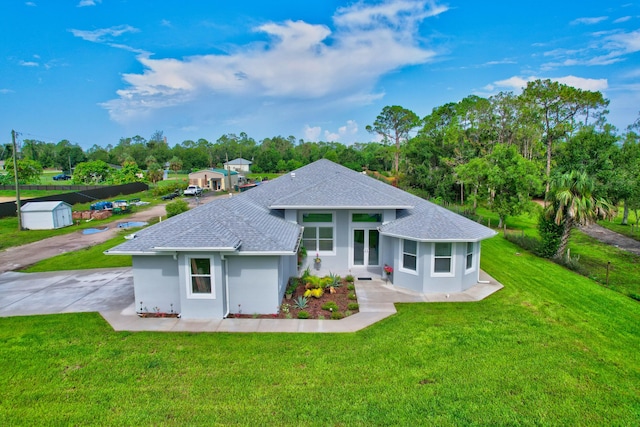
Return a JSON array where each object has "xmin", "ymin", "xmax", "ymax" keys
[{"xmin": 545, "ymin": 171, "xmax": 615, "ymax": 259}]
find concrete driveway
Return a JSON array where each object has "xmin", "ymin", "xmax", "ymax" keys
[{"xmin": 0, "ymin": 267, "xmax": 133, "ymax": 317}]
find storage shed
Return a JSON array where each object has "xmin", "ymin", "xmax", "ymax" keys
[{"xmin": 21, "ymin": 201, "xmax": 73, "ymax": 230}]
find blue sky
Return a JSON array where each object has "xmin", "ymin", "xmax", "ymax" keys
[{"xmin": 2, "ymin": 0, "xmax": 639, "ymax": 149}]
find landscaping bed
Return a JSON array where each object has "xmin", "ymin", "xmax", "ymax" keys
[{"xmin": 230, "ymin": 272, "xmax": 359, "ymax": 320}]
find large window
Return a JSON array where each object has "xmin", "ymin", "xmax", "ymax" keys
[
  {"xmin": 466, "ymin": 242, "xmax": 474, "ymax": 271},
  {"xmin": 402, "ymin": 239, "xmax": 417, "ymax": 272},
  {"xmin": 188, "ymin": 258, "xmax": 214, "ymax": 298},
  {"xmin": 302, "ymin": 212, "xmax": 334, "ymax": 253},
  {"xmin": 433, "ymin": 243, "xmax": 453, "ymax": 275}
]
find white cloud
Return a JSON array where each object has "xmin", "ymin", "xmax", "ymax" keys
[
  {"xmin": 570, "ymin": 16, "xmax": 608, "ymax": 25},
  {"xmin": 69, "ymin": 25, "xmax": 139, "ymax": 43},
  {"xmin": 25, "ymin": 2, "xmax": 36, "ymax": 6},
  {"xmin": 613, "ymin": 16, "xmax": 632, "ymax": 23},
  {"xmin": 491, "ymin": 75, "xmax": 608, "ymax": 92},
  {"xmin": 77, "ymin": 0, "xmax": 101, "ymax": 7},
  {"xmin": 303, "ymin": 125, "xmax": 321, "ymax": 141},
  {"xmin": 19, "ymin": 60, "xmax": 39, "ymax": 67},
  {"xmin": 0, "ymin": 88, "xmax": 15, "ymax": 94},
  {"xmin": 102, "ymin": 0, "xmax": 445, "ymax": 122}
]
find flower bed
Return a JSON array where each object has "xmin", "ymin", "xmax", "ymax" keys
[{"xmin": 231, "ymin": 273, "xmax": 359, "ymax": 320}]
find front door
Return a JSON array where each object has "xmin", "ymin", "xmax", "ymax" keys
[{"xmin": 353, "ymin": 229, "xmax": 380, "ymax": 267}]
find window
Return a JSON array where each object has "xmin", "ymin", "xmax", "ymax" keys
[
  {"xmin": 302, "ymin": 212, "xmax": 334, "ymax": 253},
  {"xmin": 433, "ymin": 243, "xmax": 453, "ymax": 274},
  {"xmin": 352, "ymin": 213, "xmax": 382, "ymax": 222},
  {"xmin": 189, "ymin": 258, "xmax": 213, "ymax": 298},
  {"xmin": 402, "ymin": 239, "xmax": 417, "ymax": 271},
  {"xmin": 466, "ymin": 242, "xmax": 474, "ymax": 271}
]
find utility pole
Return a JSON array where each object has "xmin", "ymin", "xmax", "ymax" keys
[
  {"xmin": 225, "ymin": 152, "xmax": 232, "ymax": 191},
  {"xmin": 12, "ymin": 130, "xmax": 22, "ymax": 231}
]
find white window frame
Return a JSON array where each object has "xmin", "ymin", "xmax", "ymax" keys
[
  {"xmin": 465, "ymin": 242, "xmax": 475, "ymax": 274},
  {"xmin": 399, "ymin": 239, "xmax": 418, "ymax": 275},
  {"xmin": 186, "ymin": 257, "xmax": 215, "ymax": 299},
  {"xmin": 431, "ymin": 242, "xmax": 455, "ymax": 277},
  {"xmin": 301, "ymin": 211, "xmax": 336, "ymax": 255}
]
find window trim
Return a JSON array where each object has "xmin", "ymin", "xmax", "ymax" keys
[
  {"xmin": 186, "ymin": 256, "xmax": 215, "ymax": 299},
  {"xmin": 301, "ymin": 211, "xmax": 336, "ymax": 255},
  {"xmin": 465, "ymin": 242, "xmax": 475, "ymax": 274},
  {"xmin": 431, "ymin": 242, "xmax": 455, "ymax": 277},
  {"xmin": 399, "ymin": 239, "xmax": 418, "ymax": 275}
]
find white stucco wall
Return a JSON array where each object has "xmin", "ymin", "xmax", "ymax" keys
[
  {"xmin": 227, "ymin": 255, "xmax": 281, "ymax": 315},
  {"xmin": 132, "ymin": 256, "xmax": 180, "ymax": 314}
]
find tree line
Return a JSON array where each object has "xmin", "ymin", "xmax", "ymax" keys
[{"xmin": 3, "ymin": 79, "xmax": 640, "ymax": 235}]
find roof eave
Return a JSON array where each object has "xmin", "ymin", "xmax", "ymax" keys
[
  {"xmin": 379, "ymin": 230, "xmax": 498, "ymax": 242},
  {"xmin": 269, "ymin": 204, "xmax": 414, "ymax": 210}
]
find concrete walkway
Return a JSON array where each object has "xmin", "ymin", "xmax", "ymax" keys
[{"xmin": 0, "ymin": 267, "xmax": 503, "ymax": 333}]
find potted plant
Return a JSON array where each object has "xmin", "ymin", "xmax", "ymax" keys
[
  {"xmin": 297, "ymin": 246, "xmax": 307, "ymax": 268},
  {"xmin": 314, "ymin": 253, "xmax": 321, "ymax": 269},
  {"xmin": 384, "ymin": 264, "xmax": 393, "ymax": 282}
]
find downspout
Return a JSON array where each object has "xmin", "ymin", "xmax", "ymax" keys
[{"xmin": 221, "ymin": 254, "xmax": 230, "ymax": 318}]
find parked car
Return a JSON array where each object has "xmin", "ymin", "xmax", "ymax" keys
[
  {"xmin": 183, "ymin": 185, "xmax": 203, "ymax": 196},
  {"xmin": 53, "ymin": 174, "xmax": 71, "ymax": 181},
  {"xmin": 161, "ymin": 190, "xmax": 180, "ymax": 200},
  {"xmin": 90, "ymin": 201, "xmax": 113, "ymax": 211}
]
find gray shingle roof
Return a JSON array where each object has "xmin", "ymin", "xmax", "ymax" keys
[{"xmin": 108, "ymin": 159, "xmax": 495, "ymax": 255}]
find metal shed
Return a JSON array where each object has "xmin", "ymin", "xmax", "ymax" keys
[{"xmin": 21, "ymin": 201, "xmax": 73, "ymax": 230}]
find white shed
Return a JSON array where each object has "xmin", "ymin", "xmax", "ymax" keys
[{"xmin": 21, "ymin": 201, "xmax": 73, "ymax": 230}]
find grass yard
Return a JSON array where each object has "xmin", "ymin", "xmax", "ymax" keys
[
  {"xmin": 22, "ymin": 235, "xmax": 133, "ymax": 272},
  {"xmin": 0, "ymin": 237, "xmax": 638, "ymax": 425}
]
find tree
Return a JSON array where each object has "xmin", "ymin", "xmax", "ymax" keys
[
  {"xmin": 544, "ymin": 171, "xmax": 615, "ymax": 259},
  {"xmin": 169, "ymin": 156, "xmax": 183, "ymax": 174},
  {"xmin": 366, "ymin": 106, "xmax": 420, "ymax": 175},
  {"xmin": 4, "ymin": 159, "xmax": 43, "ymax": 184},
  {"xmin": 72, "ymin": 160, "xmax": 111, "ymax": 184},
  {"xmin": 146, "ymin": 163, "xmax": 164, "ymax": 184},
  {"xmin": 521, "ymin": 79, "xmax": 609, "ymax": 196},
  {"xmin": 484, "ymin": 144, "xmax": 542, "ymax": 227},
  {"xmin": 109, "ymin": 161, "xmax": 144, "ymax": 184}
]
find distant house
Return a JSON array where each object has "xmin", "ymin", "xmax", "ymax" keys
[
  {"xmin": 21, "ymin": 201, "xmax": 73, "ymax": 230},
  {"xmin": 188, "ymin": 169, "xmax": 239, "ymax": 191},
  {"xmin": 0, "ymin": 160, "xmax": 5, "ymax": 170},
  {"xmin": 223, "ymin": 158, "xmax": 252, "ymax": 174},
  {"xmin": 107, "ymin": 160, "xmax": 497, "ymax": 320}
]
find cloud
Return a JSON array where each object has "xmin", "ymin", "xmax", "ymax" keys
[
  {"xmin": 25, "ymin": 2, "xmax": 36, "ymax": 6},
  {"xmin": 303, "ymin": 120, "xmax": 359, "ymax": 142},
  {"xmin": 77, "ymin": 0, "xmax": 101, "ymax": 7},
  {"xmin": 543, "ymin": 28, "xmax": 640, "ymax": 68},
  {"xmin": 102, "ymin": 0, "xmax": 445, "ymax": 123},
  {"xmin": 570, "ymin": 16, "xmax": 608, "ymax": 25},
  {"xmin": 491, "ymin": 75, "xmax": 608, "ymax": 92},
  {"xmin": 19, "ymin": 60, "xmax": 39, "ymax": 67},
  {"xmin": 70, "ymin": 25, "xmax": 139, "ymax": 43},
  {"xmin": 0, "ymin": 89, "xmax": 15, "ymax": 94},
  {"xmin": 613, "ymin": 16, "xmax": 632, "ymax": 23},
  {"xmin": 303, "ymin": 125, "xmax": 321, "ymax": 141}
]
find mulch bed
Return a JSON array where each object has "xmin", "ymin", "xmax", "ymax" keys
[{"xmin": 230, "ymin": 281, "xmax": 359, "ymax": 320}]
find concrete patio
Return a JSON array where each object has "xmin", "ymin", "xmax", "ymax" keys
[{"xmin": 0, "ymin": 268, "xmax": 503, "ymax": 333}]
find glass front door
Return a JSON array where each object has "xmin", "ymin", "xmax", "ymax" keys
[{"xmin": 353, "ymin": 229, "xmax": 379, "ymax": 267}]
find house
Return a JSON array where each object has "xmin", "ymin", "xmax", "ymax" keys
[
  {"xmin": 21, "ymin": 201, "xmax": 73, "ymax": 230},
  {"xmin": 188, "ymin": 169, "xmax": 239, "ymax": 192},
  {"xmin": 223, "ymin": 158, "xmax": 252, "ymax": 173},
  {"xmin": 107, "ymin": 160, "xmax": 496, "ymax": 319}
]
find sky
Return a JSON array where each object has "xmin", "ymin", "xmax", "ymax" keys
[{"xmin": 1, "ymin": 0, "xmax": 640, "ymax": 149}]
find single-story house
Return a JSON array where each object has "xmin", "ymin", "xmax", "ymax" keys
[
  {"xmin": 188, "ymin": 169, "xmax": 239, "ymax": 192},
  {"xmin": 223, "ymin": 158, "xmax": 252, "ymax": 173},
  {"xmin": 107, "ymin": 160, "xmax": 497, "ymax": 319},
  {"xmin": 21, "ymin": 201, "xmax": 73, "ymax": 230}
]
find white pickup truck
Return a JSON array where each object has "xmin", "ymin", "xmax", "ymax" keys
[{"xmin": 183, "ymin": 185, "xmax": 203, "ymax": 196}]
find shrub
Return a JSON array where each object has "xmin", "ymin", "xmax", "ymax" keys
[
  {"xmin": 348, "ymin": 292, "xmax": 356, "ymax": 300},
  {"xmin": 345, "ymin": 274, "xmax": 355, "ymax": 283},
  {"xmin": 331, "ymin": 311, "xmax": 344, "ymax": 320},
  {"xmin": 344, "ymin": 310, "xmax": 352, "ymax": 317},
  {"xmin": 297, "ymin": 311, "xmax": 310, "ymax": 319},
  {"xmin": 293, "ymin": 296, "xmax": 308, "ymax": 310},
  {"xmin": 347, "ymin": 302, "xmax": 359, "ymax": 310},
  {"xmin": 538, "ymin": 213, "xmax": 563, "ymax": 258},
  {"xmin": 165, "ymin": 199, "xmax": 189, "ymax": 218},
  {"xmin": 321, "ymin": 301, "xmax": 339, "ymax": 311},
  {"xmin": 347, "ymin": 284, "xmax": 355, "ymax": 291},
  {"xmin": 303, "ymin": 289, "xmax": 312, "ymax": 298},
  {"xmin": 310, "ymin": 288, "xmax": 324, "ymax": 299},
  {"xmin": 504, "ymin": 232, "xmax": 541, "ymax": 254}
]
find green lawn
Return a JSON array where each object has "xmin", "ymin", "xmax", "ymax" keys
[
  {"xmin": 22, "ymin": 235, "xmax": 133, "ymax": 272},
  {"xmin": 0, "ymin": 236, "xmax": 638, "ymax": 425}
]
